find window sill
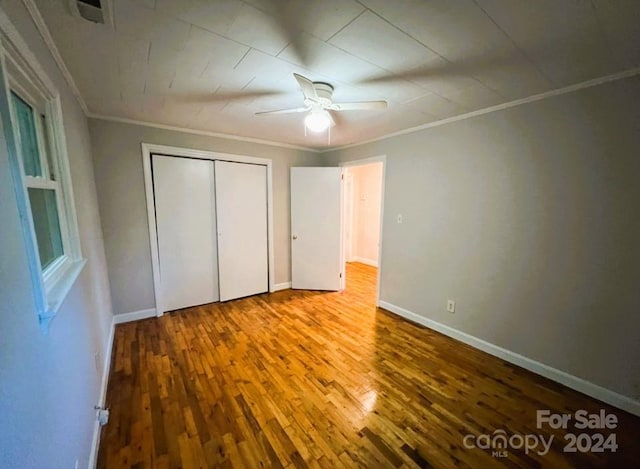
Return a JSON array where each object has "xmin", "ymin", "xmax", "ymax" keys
[{"xmin": 39, "ymin": 258, "xmax": 86, "ymax": 333}]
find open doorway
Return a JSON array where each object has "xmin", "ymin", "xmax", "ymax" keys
[{"xmin": 342, "ymin": 157, "xmax": 385, "ymax": 304}]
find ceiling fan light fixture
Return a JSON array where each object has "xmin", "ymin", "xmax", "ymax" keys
[{"xmin": 304, "ymin": 110, "xmax": 331, "ymax": 133}]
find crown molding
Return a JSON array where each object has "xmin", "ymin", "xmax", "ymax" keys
[
  {"xmin": 321, "ymin": 66, "xmax": 640, "ymax": 153},
  {"xmin": 88, "ymin": 113, "xmax": 322, "ymax": 153},
  {"xmin": 21, "ymin": 0, "xmax": 89, "ymax": 114}
]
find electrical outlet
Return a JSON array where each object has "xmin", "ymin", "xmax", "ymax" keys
[
  {"xmin": 447, "ymin": 300, "xmax": 455, "ymax": 313},
  {"xmin": 97, "ymin": 408, "xmax": 110, "ymax": 426}
]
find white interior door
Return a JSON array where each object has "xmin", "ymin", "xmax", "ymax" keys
[
  {"xmin": 153, "ymin": 155, "xmax": 219, "ymax": 312},
  {"xmin": 215, "ymin": 160, "xmax": 268, "ymax": 301},
  {"xmin": 291, "ymin": 167, "xmax": 343, "ymax": 291}
]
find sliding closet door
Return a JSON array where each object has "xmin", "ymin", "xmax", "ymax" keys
[
  {"xmin": 215, "ymin": 160, "xmax": 268, "ymax": 301},
  {"xmin": 153, "ymin": 155, "xmax": 219, "ymax": 312}
]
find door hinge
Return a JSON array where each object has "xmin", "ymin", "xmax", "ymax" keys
[
  {"xmin": 341, "ymin": 174, "xmax": 344, "ymax": 180},
  {"xmin": 340, "ymin": 272, "xmax": 342, "ymax": 278}
]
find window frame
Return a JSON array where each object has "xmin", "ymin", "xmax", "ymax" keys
[
  {"xmin": 0, "ymin": 17, "xmax": 85, "ymax": 333},
  {"xmin": 11, "ymin": 87, "xmax": 72, "ymax": 283}
]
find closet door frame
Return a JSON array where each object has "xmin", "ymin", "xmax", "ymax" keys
[{"xmin": 141, "ymin": 143, "xmax": 275, "ymax": 317}]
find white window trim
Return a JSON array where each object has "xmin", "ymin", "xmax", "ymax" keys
[{"xmin": 0, "ymin": 8, "xmax": 85, "ymax": 333}]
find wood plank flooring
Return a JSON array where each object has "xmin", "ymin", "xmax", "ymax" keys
[{"xmin": 98, "ymin": 263, "xmax": 640, "ymax": 468}]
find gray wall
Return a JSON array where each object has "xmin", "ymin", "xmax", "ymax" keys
[
  {"xmin": 0, "ymin": 2, "xmax": 113, "ymax": 468},
  {"xmin": 324, "ymin": 76, "xmax": 640, "ymax": 401},
  {"xmin": 89, "ymin": 119, "xmax": 319, "ymax": 315}
]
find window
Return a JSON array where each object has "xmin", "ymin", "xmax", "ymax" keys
[
  {"xmin": 1, "ymin": 23, "xmax": 85, "ymax": 332},
  {"xmin": 11, "ymin": 92, "xmax": 65, "ymax": 271}
]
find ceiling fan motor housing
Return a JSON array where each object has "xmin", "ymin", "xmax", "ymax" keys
[
  {"xmin": 255, "ymin": 73, "xmax": 386, "ymax": 118},
  {"xmin": 307, "ymin": 82, "xmax": 334, "ymax": 108}
]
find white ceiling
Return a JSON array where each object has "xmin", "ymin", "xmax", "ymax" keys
[{"xmin": 34, "ymin": 0, "xmax": 640, "ymax": 149}]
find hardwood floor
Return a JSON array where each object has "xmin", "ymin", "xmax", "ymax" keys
[{"xmin": 98, "ymin": 263, "xmax": 639, "ymax": 468}]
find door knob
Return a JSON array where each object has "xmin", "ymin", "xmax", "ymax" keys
[{"xmin": 292, "ymin": 235, "xmax": 298, "ymax": 240}]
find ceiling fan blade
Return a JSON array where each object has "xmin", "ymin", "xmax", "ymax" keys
[
  {"xmin": 176, "ymin": 90, "xmax": 281, "ymax": 103},
  {"xmin": 328, "ymin": 110, "xmax": 343, "ymax": 128},
  {"xmin": 293, "ymin": 73, "xmax": 319, "ymax": 102},
  {"xmin": 329, "ymin": 101, "xmax": 388, "ymax": 111},
  {"xmin": 358, "ymin": 54, "xmax": 512, "ymax": 86},
  {"xmin": 359, "ymin": 70, "xmax": 437, "ymax": 86},
  {"xmin": 277, "ymin": 5, "xmax": 308, "ymax": 65},
  {"xmin": 255, "ymin": 106, "xmax": 310, "ymax": 116},
  {"xmin": 252, "ymin": 0, "xmax": 309, "ymax": 65},
  {"xmin": 325, "ymin": 111, "xmax": 336, "ymax": 128}
]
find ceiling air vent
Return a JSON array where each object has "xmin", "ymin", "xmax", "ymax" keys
[{"xmin": 68, "ymin": 0, "xmax": 114, "ymax": 28}]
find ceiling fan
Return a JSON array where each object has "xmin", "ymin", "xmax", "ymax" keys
[{"xmin": 255, "ymin": 73, "xmax": 388, "ymax": 133}]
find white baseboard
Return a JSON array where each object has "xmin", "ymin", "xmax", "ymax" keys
[
  {"xmin": 88, "ymin": 316, "xmax": 116, "ymax": 468},
  {"xmin": 378, "ymin": 301, "xmax": 640, "ymax": 417},
  {"xmin": 273, "ymin": 282, "xmax": 292, "ymax": 292},
  {"xmin": 113, "ymin": 308, "xmax": 157, "ymax": 324},
  {"xmin": 351, "ymin": 256, "xmax": 378, "ymax": 267}
]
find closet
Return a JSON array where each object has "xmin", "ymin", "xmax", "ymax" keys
[{"xmin": 152, "ymin": 154, "xmax": 268, "ymax": 313}]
